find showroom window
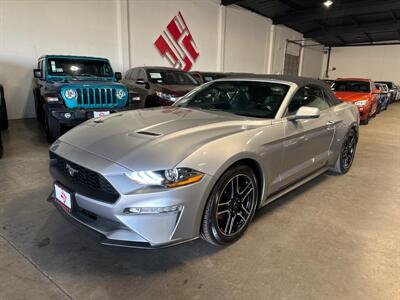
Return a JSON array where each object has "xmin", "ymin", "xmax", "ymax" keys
[{"xmin": 137, "ymin": 69, "xmax": 147, "ymax": 81}]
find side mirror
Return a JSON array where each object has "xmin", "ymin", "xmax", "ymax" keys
[
  {"xmin": 136, "ymin": 78, "xmax": 146, "ymax": 84},
  {"xmin": 287, "ymin": 106, "xmax": 320, "ymax": 121},
  {"xmin": 33, "ymin": 69, "xmax": 42, "ymax": 79},
  {"xmin": 115, "ymin": 72, "xmax": 122, "ymax": 81}
]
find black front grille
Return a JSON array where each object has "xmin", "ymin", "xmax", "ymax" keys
[
  {"xmin": 49, "ymin": 152, "xmax": 119, "ymax": 203},
  {"xmin": 76, "ymin": 87, "xmax": 117, "ymax": 107}
]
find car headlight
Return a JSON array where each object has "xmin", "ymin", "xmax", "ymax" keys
[
  {"xmin": 354, "ymin": 100, "xmax": 368, "ymax": 106},
  {"xmin": 126, "ymin": 168, "xmax": 204, "ymax": 188},
  {"xmin": 64, "ymin": 89, "xmax": 77, "ymax": 100},
  {"xmin": 116, "ymin": 88, "xmax": 127, "ymax": 100},
  {"xmin": 156, "ymin": 91, "xmax": 177, "ymax": 102}
]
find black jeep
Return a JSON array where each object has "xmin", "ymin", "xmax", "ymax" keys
[{"xmin": 33, "ymin": 55, "xmax": 135, "ymax": 142}]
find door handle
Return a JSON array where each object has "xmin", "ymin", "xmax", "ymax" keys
[{"xmin": 326, "ymin": 120, "xmax": 335, "ymax": 125}]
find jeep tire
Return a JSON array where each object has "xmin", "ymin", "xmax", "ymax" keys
[
  {"xmin": 45, "ymin": 113, "xmax": 61, "ymax": 143},
  {"xmin": 34, "ymin": 90, "xmax": 45, "ymax": 123}
]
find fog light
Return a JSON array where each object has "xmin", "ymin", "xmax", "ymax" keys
[
  {"xmin": 45, "ymin": 96, "xmax": 59, "ymax": 103},
  {"xmin": 132, "ymin": 96, "xmax": 141, "ymax": 102},
  {"xmin": 64, "ymin": 113, "xmax": 72, "ymax": 119},
  {"xmin": 123, "ymin": 204, "xmax": 182, "ymax": 215}
]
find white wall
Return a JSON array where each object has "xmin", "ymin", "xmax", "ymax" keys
[
  {"xmin": 324, "ymin": 45, "xmax": 400, "ymax": 82},
  {"xmin": 301, "ymin": 44, "xmax": 324, "ymax": 78},
  {"xmin": 222, "ymin": 6, "xmax": 272, "ymax": 73},
  {"xmin": 0, "ymin": 0, "xmax": 324, "ymax": 119},
  {"xmin": 0, "ymin": 0, "xmax": 122, "ymax": 119}
]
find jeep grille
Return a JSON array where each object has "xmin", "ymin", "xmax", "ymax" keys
[{"xmin": 76, "ymin": 88, "xmax": 117, "ymax": 107}]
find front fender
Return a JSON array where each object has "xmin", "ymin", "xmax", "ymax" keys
[{"xmin": 175, "ymin": 124, "xmax": 285, "ymax": 236}]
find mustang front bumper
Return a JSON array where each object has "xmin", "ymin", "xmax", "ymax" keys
[{"xmin": 48, "ymin": 142, "xmax": 213, "ymax": 248}]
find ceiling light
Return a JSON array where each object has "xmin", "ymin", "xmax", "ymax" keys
[{"xmin": 323, "ymin": 0, "xmax": 333, "ymax": 8}]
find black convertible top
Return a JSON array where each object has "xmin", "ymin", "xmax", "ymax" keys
[
  {"xmin": 216, "ymin": 74, "xmax": 340, "ymax": 105},
  {"xmin": 223, "ymin": 74, "xmax": 326, "ymax": 87}
]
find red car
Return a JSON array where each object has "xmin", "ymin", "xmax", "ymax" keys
[{"xmin": 331, "ymin": 78, "xmax": 379, "ymax": 124}]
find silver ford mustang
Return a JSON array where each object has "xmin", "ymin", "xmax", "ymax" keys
[{"xmin": 48, "ymin": 75, "xmax": 359, "ymax": 248}]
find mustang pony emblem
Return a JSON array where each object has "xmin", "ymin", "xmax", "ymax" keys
[{"xmin": 66, "ymin": 164, "xmax": 79, "ymax": 177}]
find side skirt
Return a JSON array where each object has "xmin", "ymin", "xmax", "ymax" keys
[{"xmin": 258, "ymin": 167, "xmax": 329, "ymax": 209}]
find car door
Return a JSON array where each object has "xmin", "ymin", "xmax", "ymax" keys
[
  {"xmin": 122, "ymin": 68, "xmax": 148, "ymax": 108},
  {"xmin": 279, "ymin": 85, "xmax": 336, "ymax": 188},
  {"xmin": 122, "ymin": 68, "xmax": 138, "ymax": 90}
]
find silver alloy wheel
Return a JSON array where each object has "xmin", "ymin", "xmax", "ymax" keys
[{"xmin": 215, "ymin": 174, "xmax": 256, "ymax": 236}]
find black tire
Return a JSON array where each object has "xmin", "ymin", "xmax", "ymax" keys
[
  {"xmin": 201, "ymin": 164, "xmax": 259, "ymax": 246},
  {"xmin": 371, "ymin": 107, "xmax": 377, "ymax": 118},
  {"xmin": 34, "ymin": 91, "xmax": 45, "ymax": 123},
  {"xmin": 332, "ymin": 129, "xmax": 358, "ymax": 175},
  {"xmin": 45, "ymin": 113, "xmax": 61, "ymax": 143},
  {"xmin": 0, "ymin": 131, "xmax": 3, "ymax": 159},
  {"xmin": 361, "ymin": 109, "xmax": 370, "ymax": 125},
  {"xmin": 0, "ymin": 87, "xmax": 8, "ymax": 130}
]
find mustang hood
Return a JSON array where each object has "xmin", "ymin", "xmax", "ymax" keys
[
  {"xmin": 334, "ymin": 91, "xmax": 370, "ymax": 103},
  {"xmin": 48, "ymin": 79, "xmax": 125, "ymax": 89},
  {"xmin": 58, "ymin": 107, "xmax": 267, "ymax": 171}
]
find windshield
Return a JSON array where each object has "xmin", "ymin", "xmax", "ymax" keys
[
  {"xmin": 46, "ymin": 58, "xmax": 114, "ymax": 77},
  {"xmin": 147, "ymin": 69, "xmax": 198, "ymax": 85},
  {"xmin": 376, "ymin": 81, "xmax": 393, "ymax": 89},
  {"xmin": 377, "ymin": 84, "xmax": 387, "ymax": 92},
  {"xmin": 175, "ymin": 80, "xmax": 290, "ymax": 118},
  {"xmin": 332, "ymin": 81, "xmax": 370, "ymax": 93}
]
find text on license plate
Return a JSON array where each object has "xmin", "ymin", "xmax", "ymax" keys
[
  {"xmin": 94, "ymin": 111, "xmax": 110, "ymax": 118},
  {"xmin": 55, "ymin": 184, "xmax": 72, "ymax": 211}
]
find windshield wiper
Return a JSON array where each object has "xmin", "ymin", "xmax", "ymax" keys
[{"xmin": 78, "ymin": 74, "xmax": 98, "ymax": 77}]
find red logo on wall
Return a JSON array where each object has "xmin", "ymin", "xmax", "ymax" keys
[{"xmin": 154, "ymin": 12, "xmax": 199, "ymax": 71}]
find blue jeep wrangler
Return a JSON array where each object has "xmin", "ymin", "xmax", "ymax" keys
[{"xmin": 33, "ymin": 55, "xmax": 132, "ymax": 141}]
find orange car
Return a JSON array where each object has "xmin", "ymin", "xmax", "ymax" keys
[{"xmin": 331, "ymin": 78, "xmax": 379, "ymax": 124}]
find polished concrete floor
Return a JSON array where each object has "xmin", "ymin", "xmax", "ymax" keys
[{"xmin": 0, "ymin": 104, "xmax": 399, "ymax": 300}]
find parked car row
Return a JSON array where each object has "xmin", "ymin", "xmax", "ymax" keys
[
  {"xmin": 27, "ymin": 56, "xmax": 394, "ymax": 247},
  {"xmin": 31, "ymin": 54, "xmax": 257, "ymax": 141},
  {"xmin": 31, "ymin": 54, "xmax": 399, "ymax": 142},
  {"xmin": 329, "ymin": 77, "xmax": 398, "ymax": 125}
]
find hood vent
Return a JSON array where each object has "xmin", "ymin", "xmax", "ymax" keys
[{"xmin": 135, "ymin": 131, "xmax": 162, "ymax": 137}]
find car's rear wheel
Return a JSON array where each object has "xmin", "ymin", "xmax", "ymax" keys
[
  {"xmin": 332, "ymin": 129, "xmax": 357, "ymax": 174},
  {"xmin": 201, "ymin": 164, "xmax": 258, "ymax": 246},
  {"xmin": 0, "ymin": 131, "xmax": 3, "ymax": 158}
]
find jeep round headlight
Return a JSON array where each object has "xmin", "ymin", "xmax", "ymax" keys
[
  {"xmin": 64, "ymin": 89, "xmax": 77, "ymax": 100},
  {"xmin": 116, "ymin": 88, "xmax": 126, "ymax": 100},
  {"xmin": 126, "ymin": 168, "xmax": 204, "ymax": 188}
]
